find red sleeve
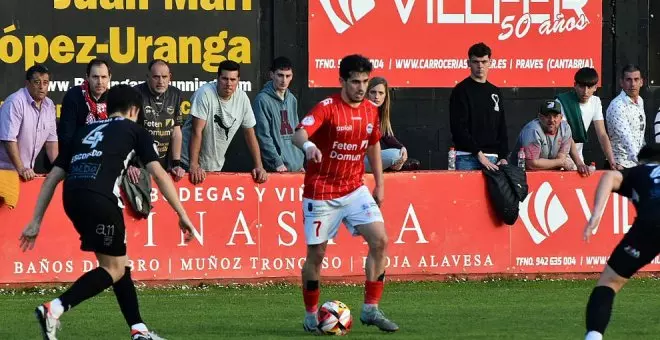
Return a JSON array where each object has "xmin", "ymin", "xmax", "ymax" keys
[
  {"xmin": 559, "ymin": 137, "xmax": 573, "ymax": 154},
  {"xmin": 296, "ymin": 98, "xmax": 331, "ymax": 137},
  {"xmin": 368, "ymin": 107, "xmax": 382, "ymax": 146},
  {"xmin": 523, "ymin": 143, "xmax": 541, "ymax": 160}
]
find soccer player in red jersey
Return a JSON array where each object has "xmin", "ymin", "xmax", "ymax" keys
[{"xmin": 293, "ymin": 54, "xmax": 399, "ymax": 333}]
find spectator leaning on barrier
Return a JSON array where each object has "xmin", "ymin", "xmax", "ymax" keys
[
  {"xmin": 509, "ymin": 99, "xmax": 577, "ymax": 171},
  {"xmin": 181, "ymin": 60, "xmax": 268, "ymax": 185},
  {"xmin": 0, "ymin": 65, "xmax": 58, "ymax": 181},
  {"xmin": 365, "ymin": 76, "xmax": 420, "ymax": 172},
  {"xmin": 253, "ymin": 56, "xmax": 304, "ymax": 172},
  {"xmin": 129, "ymin": 59, "xmax": 185, "ymax": 183},
  {"xmin": 450, "ymin": 42, "xmax": 508, "ymax": 171},
  {"xmin": 606, "ymin": 64, "xmax": 646, "ymax": 169},
  {"xmin": 557, "ymin": 67, "xmax": 617, "ymax": 174},
  {"xmin": 58, "ymin": 59, "xmax": 111, "ymax": 154}
]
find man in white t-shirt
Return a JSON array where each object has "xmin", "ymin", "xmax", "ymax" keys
[
  {"xmin": 181, "ymin": 60, "xmax": 268, "ymax": 184},
  {"xmin": 556, "ymin": 67, "xmax": 617, "ymax": 175}
]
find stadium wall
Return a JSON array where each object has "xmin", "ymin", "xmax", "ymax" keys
[
  {"xmin": 0, "ymin": 0, "xmax": 658, "ymax": 172},
  {"xmin": 1, "ymin": 171, "xmax": 652, "ymax": 284}
]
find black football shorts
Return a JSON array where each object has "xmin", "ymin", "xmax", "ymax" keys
[
  {"xmin": 607, "ymin": 221, "xmax": 660, "ymax": 278},
  {"xmin": 63, "ymin": 190, "xmax": 127, "ymax": 256}
]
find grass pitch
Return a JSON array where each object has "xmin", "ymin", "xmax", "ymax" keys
[{"xmin": 1, "ymin": 279, "xmax": 660, "ymax": 339}]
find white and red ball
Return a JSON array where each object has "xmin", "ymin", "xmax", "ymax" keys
[{"xmin": 317, "ymin": 300, "xmax": 353, "ymax": 335}]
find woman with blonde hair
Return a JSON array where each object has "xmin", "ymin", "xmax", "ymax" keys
[{"xmin": 366, "ymin": 77, "xmax": 419, "ymax": 172}]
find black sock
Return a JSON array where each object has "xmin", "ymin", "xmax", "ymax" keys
[
  {"xmin": 59, "ymin": 267, "xmax": 114, "ymax": 312},
  {"xmin": 113, "ymin": 267, "xmax": 144, "ymax": 327},
  {"xmin": 305, "ymin": 280, "xmax": 319, "ymax": 290},
  {"xmin": 586, "ymin": 286, "xmax": 616, "ymax": 335}
]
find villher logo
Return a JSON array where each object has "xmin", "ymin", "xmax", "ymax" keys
[
  {"xmin": 320, "ymin": 0, "xmax": 376, "ymax": 34},
  {"xmin": 519, "ymin": 182, "xmax": 568, "ymax": 244}
]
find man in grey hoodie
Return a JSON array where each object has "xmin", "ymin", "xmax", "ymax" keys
[{"xmin": 253, "ymin": 57, "xmax": 305, "ymax": 172}]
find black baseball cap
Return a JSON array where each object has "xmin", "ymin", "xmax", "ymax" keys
[{"xmin": 539, "ymin": 100, "xmax": 563, "ymax": 115}]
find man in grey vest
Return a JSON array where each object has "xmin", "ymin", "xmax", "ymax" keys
[{"xmin": 509, "ymin": 99, "xmax": 577, "ymax": 171}]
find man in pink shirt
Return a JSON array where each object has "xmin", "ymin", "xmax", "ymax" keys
[{"xmin": 0, "ymin": 65, "xmax": 58, "ymax": 181}]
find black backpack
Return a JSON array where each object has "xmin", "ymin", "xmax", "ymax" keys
[{"xmin": 482, "ymin": 164, "xmax": 529, "ymax": 225}]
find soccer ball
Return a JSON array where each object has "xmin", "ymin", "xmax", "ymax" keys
[{"xmin": 318, "ymin": 300, "xmax": 353, "ymax": 335}]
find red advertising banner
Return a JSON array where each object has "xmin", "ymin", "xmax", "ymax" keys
[
  {"xmin": 308, "ymin": 0, "xmax": 602, "ymax": 88},
  {"xmin": 0, "ymin": 171, "xmax": 651, "ymax": 284}
]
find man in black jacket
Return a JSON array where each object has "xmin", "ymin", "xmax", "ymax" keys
[
  {"xmin": 58, "ymin": 59, "xmax": 111, "ymax": 154},
  {"xmin": 129, "ymin": 59, "xmax": 185, "ymax": 183},
  {"xmin": 450, "ymin": 42, "xmax": 508, "ymax": 171}
]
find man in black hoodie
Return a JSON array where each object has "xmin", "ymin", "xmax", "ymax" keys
[{"xmin": 450, "ymin": 42, "xmax": 508, "ymax": 171}]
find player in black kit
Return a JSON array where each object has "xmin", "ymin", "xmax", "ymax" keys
[
  {"xmin": 582, "ymin": 143, "xmax": 660, "ymax": 340},
  {"xmin": 19, "ymin": 85, "xmax": 195, "ymax": 340}
]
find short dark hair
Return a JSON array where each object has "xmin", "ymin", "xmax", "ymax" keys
[
  {"xmin": 468, "ymin": 42, "xmax": 491, "ymax": 59},
  {"xmin": 147, "ymin": 59, "xmax": 170, "ymax": 73},
  {"xmin": 270, "ymin": 56, "xmax": 293, "ymax": 72},
  {"xmin": 25, "ymin": 64, "xmax": 50, "ymax": 81},
  {"xmin": 217, "ymin": 60, "xmax": 240, "ymax": 77},
  {"xmin": 621, "ymin": 64, "xmax": 642, "ymax": 79},
  {"xmin": 86, "ymin": 59, "xmax": 111, "ymax": 76},
  {"xmin": 107, "ymin": 85, "xmax": 142, "ymax": 115},
  {"xmin": 574, "ymin": 67, "xmax": 599, "ymax": 87},
  {"xmin": 339, "ymin": 54, "xmax": 373, "ymax": 80}
]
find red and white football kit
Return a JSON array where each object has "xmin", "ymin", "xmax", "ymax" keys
[{"xmin": 296, "ymin": 94, "xmax": 384, "ymax": 245}]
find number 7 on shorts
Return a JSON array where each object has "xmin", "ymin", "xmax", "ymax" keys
[{"xmin": 313, "ymin": 221, "xmax": 322, "ymax": 237}]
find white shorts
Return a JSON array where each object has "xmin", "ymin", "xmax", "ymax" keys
[{"xmin": 302, "ymin": 185, "xmax": 384, "ymax": 245}]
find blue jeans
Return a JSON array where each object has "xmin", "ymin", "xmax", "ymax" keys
[
  {"xmin": 364, "ymin": 148, "xmax": 403, "ymax": 173},
  {"xmin": 455, "ymin": 154, "xmax": 497, "ymax": 170}
]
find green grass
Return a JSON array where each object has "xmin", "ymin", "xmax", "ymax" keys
[{"xmin": 1, "ymin": 279, "xmax": 660, "ymax": 339}]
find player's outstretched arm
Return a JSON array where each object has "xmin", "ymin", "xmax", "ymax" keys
[
  {"xmin": 19, "ymin": 166, "xmax": 67, "ymax": 251},
  {"xmin": 366, "ymin": 143, "xmax": 384, "ymax": 178},
  {"xmin": 292, "ymin": 128, "xmax": 308, "ymax": 149},
  {"xmin": 584, "ymin": 171, "xmax": 623, "ymax": 242},
  {"xmin": 293, "ymin": 129, "xmax": 322, "ymax": 163},
  {"xmin": 31, "ymin": 167, "xmax": 66, "ymax": 222},
  {"xmin": 146, "ymin": 161, "xmax": 194, "ymax": 242},
  {"xmin": 366, "ymin": 143, "xmax": 385, "ymax": 206},
  {"xmin": 367, "ymin": 143, "xmax": 385, "ymax": 206}
]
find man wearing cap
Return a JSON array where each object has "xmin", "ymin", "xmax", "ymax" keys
[{"xmin": 509, "ymin": 99, "xmax": 576, "ymax": 171}]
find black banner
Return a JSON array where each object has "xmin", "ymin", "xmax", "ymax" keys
[{"xmin": 0, "ymin": 0, "xmax": 260, "ymax": 115}]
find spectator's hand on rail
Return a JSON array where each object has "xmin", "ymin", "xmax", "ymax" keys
[
  {"xmin": 478, "ymin": 152, "xmax": 499, "ymax": 171},
  {"xmin": 170, "ymin": 166, "xmax": 185, "ymax": 182},
  {"xmin": 576, "ymin": 162, "xmax": 590, "ymax": 177},
  {"xmin": 189, "ymin": 164, "xmax": 206, "ymax": 185},
  {"xmin": 19, "ymin": 168, "xmax": 36, "ymax": 182},
  {"xmin": 252, "ymin": 167, "xmax": 268, "ymax": 183}
]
